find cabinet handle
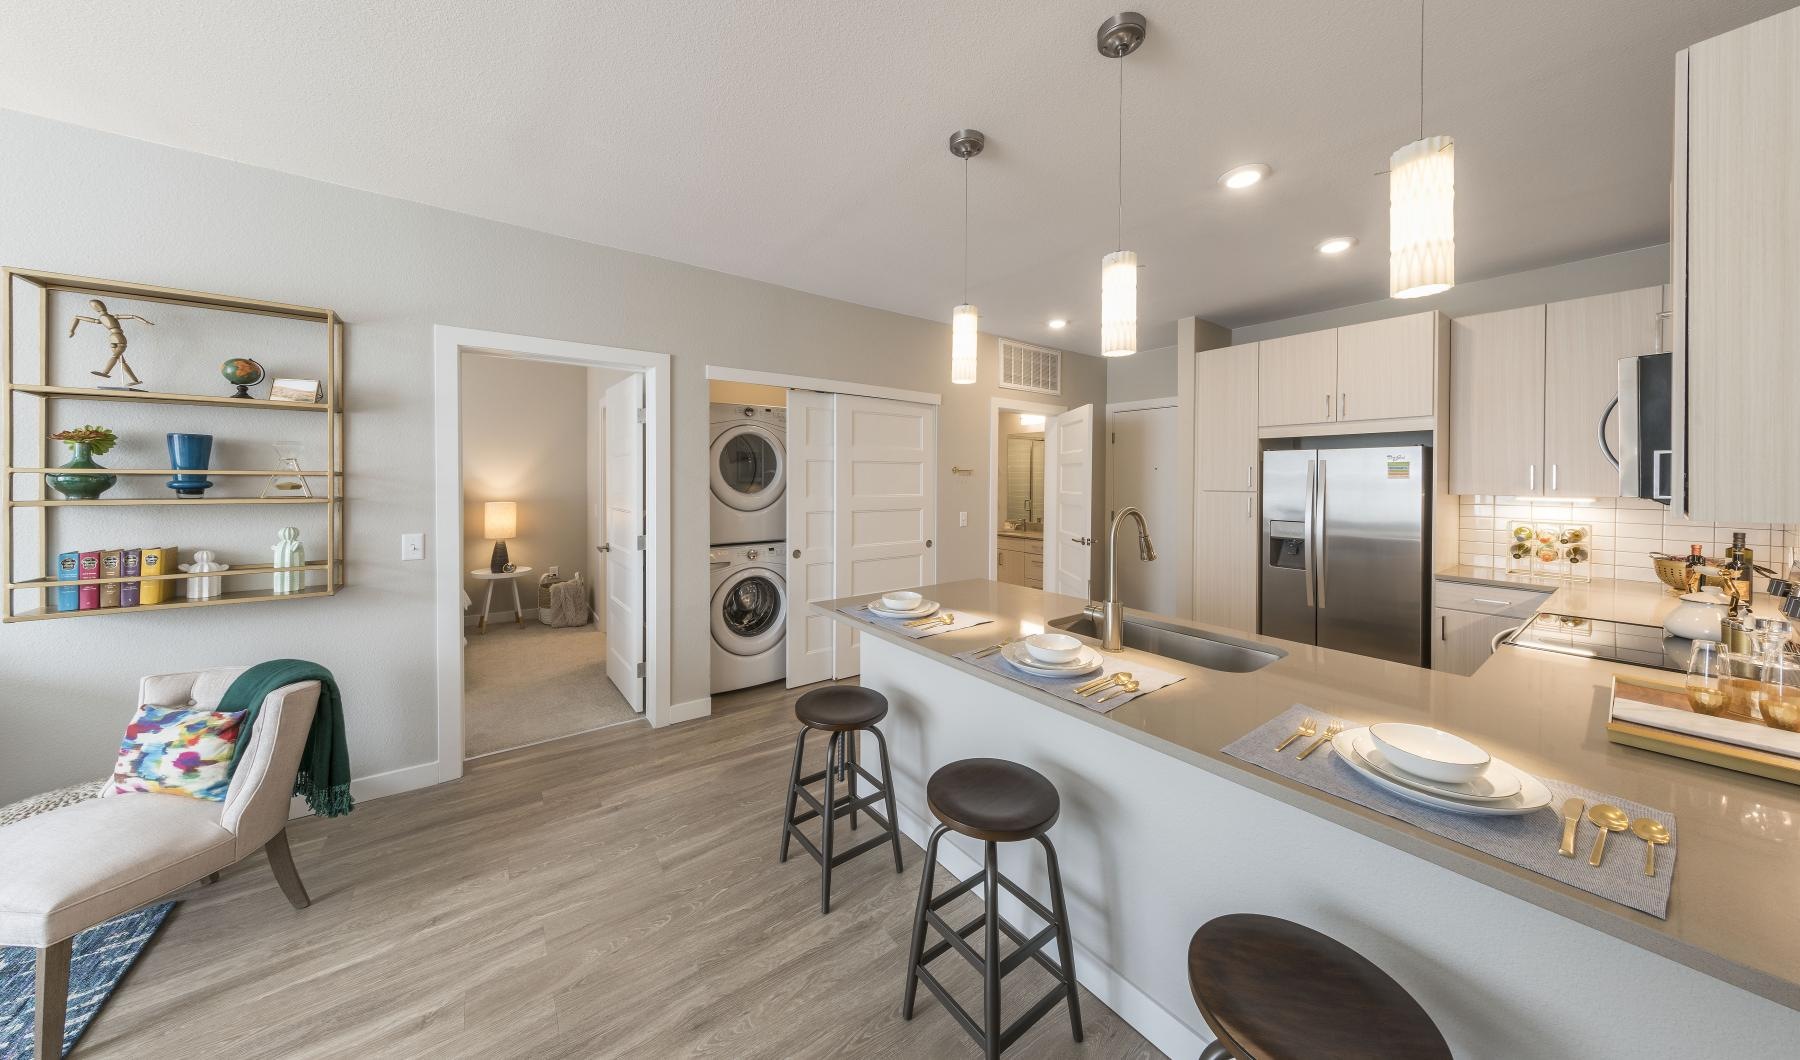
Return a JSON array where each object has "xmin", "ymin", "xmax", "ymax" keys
[
  {"xmin": 1246, "ymin": 464, "xmax": 1253, "ymax": 489},
  {"xmin": 1528, "ymin": 464, "xmax": 1536, "ymax": 491},
  {"xmin": 1441, "ymin": 615, "xmax": 1447, "ymax": 641},
  {"xmin": 1339, "ymin": 392, "xmax": 1346, "ymax": 418},
  {"xmin": 1550, "ymin": 463, "xmax": 1558, "ymax": 491},
  {"xmin": 1325, "ymin": 393, "xmax": 1332, "ymax": 418}
]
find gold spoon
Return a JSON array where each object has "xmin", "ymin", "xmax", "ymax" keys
[
  {"xmin": 1093, "ymin": 678, "xmax": 1141, "ymax": 704},
  {"xmin": 1631, "ymin": 818, "xmax": 1671, "ymax": 877},
  {"xmin": 905, "ymin": 612, "xmax": 955, "ymax": 628},
  {"xmin": 1077, "ymin": 671, "xmax": 1131, "ymax": 697},
  {"xmin": 1587, "ymin": 804, "xmax": 1630, "ymax": 867}
]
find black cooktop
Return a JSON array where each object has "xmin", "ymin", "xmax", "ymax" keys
[{"xmin": 1503, "ymin": 611, "xmax": 1696, "ymax": 674}]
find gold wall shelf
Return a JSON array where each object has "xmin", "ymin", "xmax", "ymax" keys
[{"xmin": 3, "ymin": 266, "xmax": 345, "ymax": 622}]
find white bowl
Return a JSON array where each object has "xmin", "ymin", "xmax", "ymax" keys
[
  {"xmin": 1024, "ymin": 633, "xmax": 1084, "ymax": 664},
  {"xmin": 1367, "ymin": 723, "xmax": 1491, "ymax": 784},
  {"xmin": 880, "ymin": 591, "xmax": 923, "ymax": 612}
]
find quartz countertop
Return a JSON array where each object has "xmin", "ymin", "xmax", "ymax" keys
[
  {"xmin": 996, "ymin": 528, "xmax": 1044, "ymax": 541},
  {"xmin": 821, "ymin": 579, "xmax": 1800, "ymax": 1011},
  {"xmin": 1437, "ymin": 566, "xmax": 1687, "ymax": 627}
]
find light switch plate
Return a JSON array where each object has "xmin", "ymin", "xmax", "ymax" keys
[
  {"xmin": 959, "ymin": 511, "xmax": 968, "ymax": 527},
  {"xmin": 401, "ymin": 532, "xmax": 426, "ymax": 561}
]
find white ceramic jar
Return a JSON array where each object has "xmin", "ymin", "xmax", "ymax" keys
[{"xmin": 1664, "ymin": 588, "xmax": 1729, "ymax": 641}]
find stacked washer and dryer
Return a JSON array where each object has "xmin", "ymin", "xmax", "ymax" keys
[{"xmin": 709, "ymin": 403, "xmax": 789, "ymax": 693}]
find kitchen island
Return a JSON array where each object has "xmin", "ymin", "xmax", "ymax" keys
[{"xmin": 823, "ymin": 580, "xmax": 1800, "ymax": 1059}]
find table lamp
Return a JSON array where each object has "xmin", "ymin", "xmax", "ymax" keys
[{"xmin": 485, "ymin": 501, "xmax": 517, "ymax": 572}]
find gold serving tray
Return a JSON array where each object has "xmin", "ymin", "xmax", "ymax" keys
[{"xmin": 1606, "ymin": 674, "xmax": 1800, "ymax": 786}]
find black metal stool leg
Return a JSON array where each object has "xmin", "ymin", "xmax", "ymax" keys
[
  {"xmin": 982, "ymin": 840, "xmax": 1002, "ymax": 1060},
  {"xmin": 778, "ymin": 726, "xmax": 808, "ymax": 863},
  {"xmin": 820, "ymin": 731, "xmax": 840, "ymax": 914},
  {"xmin": 1037, "ymin": 833, "xmax": 1084, "ymax": 1041},
  {"xmin": 847, "ymin": 728, "xmax": 861, "ymax": 830},
  {"xmin": 901, "ymin": 824, "xmax": 948, "ymax": 1019},
  {"xmin": 870, "ymin": 724, "xmax": 905, "ymax": 873}
]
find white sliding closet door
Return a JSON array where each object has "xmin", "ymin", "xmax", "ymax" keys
[
  {"xmin": 1044, "ymin": 403, "xmax": 1095, "ymax": 598},
  {"xmin": 785, "ymin": 390, "xmax": 838, "ymax": 688},
  {"xmin": 833, "ymin": 395, "xmax": 937, "ymax": 678}
]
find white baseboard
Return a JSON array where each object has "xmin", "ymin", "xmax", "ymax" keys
[
  {"xmin": 895, "ymin": 803, "xmax": 1208, "ymax": 1060},
  {"xmin": 660, "ymin": 696, "xmax": 712, "ymax": 726},
  {"xmin": 287, "ymin": 760, "xmax": 439, "ymax": 820}
]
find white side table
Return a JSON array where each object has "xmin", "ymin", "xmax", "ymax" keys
[{"xmin": 469, "ymin": 567, "xmax": 533, "ymax": 633}]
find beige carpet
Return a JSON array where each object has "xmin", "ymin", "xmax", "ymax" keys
[{"xmin": 464, "ymin": 620, "xmax": 642, "ymax": 758}]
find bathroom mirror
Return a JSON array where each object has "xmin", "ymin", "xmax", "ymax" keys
[{"xmin": 1004, "ymin": 432, "xmax": 1045, "ymax": 530}]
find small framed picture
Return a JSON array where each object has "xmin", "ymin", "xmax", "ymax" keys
[{"xmin": 269, "ymin": 377, "xmax": 323, "ymax": 403}]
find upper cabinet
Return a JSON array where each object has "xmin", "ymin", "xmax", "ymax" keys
[
  {"xmin": 1449, "ymin": 287, "xmax": 1664, "ymax": 498},
  {"xmin": 1336, "ymin": 313, "xmax": 1438, "ymax": 421},
  {"xmin": 1197, "ymin": 341, "xmax": 1260, "ymax": 492},
  {"xmin": 1674, "ymin": 6, "xmax": 1800, "ymax": 522},
  {"xmin": 1256, "ymin": 311, "xmax": 1442, "ymax": 430},
  {"xmin": 1257, "ymin": 331, "xmax": 1337, "ymax": 427},
  {"xmin": 1450, "ymin": 305, "xmax": 1545, "ymax": 497}
]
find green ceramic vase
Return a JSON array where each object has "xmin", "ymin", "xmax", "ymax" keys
[{"xmin": 46, "ymin": 442, "xmax": 117, "ymax": 499}]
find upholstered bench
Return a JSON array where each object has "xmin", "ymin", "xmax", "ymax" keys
[{"xmin": 0, "ymin": 668, "xmax": 321, "ymax": 1058}]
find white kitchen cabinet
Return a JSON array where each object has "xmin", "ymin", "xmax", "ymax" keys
[
  {"xmin": 1449, "ymin": 304, "xmax": 1545, "ymax": 496},
  {"xmin": 1193, "ymin": 490, "xmax": 1258, "ymax": 633},
  {"xmin": 1544, "ymin": 286, "xmax": 1665, "ymax": 499},
  {"xmin": 1197, "ymin": 341, "xmax": 1259, "ymax": 492},
  {"xmin": 1675, "ymin": 6, "xmax": 1800, "ymax": 522},
  {"xmin": 1257, "ymin": 331, "xmax": 1337, "ymax": 428},
  {"xmin": 1431, "ymin": 607, "xmax": 1524, "ymax": 676},
  {"xmin": 1336, "ymin": 312, "xmax": 1437, "ymax": 422}
]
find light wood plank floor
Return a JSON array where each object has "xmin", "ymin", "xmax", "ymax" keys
[{"xmin": 76, "ymin": 680, "xmax": 1160, "ymax": 1058}]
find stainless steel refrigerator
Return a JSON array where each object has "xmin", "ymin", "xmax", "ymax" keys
[{"xmin": 1260, "ymin": 445, "xmax": 1430, "ymax": 665}]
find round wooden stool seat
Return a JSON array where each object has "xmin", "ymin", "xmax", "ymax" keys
[
  {"xmin": 926, "ymin": 758, "xmax": 1060, "ymax": 842},
  {"xmin": 1187, "ymin": 914, "xmax": 1451, "ymax": 1060},
  {"xmin": 794, "ymin": 685, "xmax": 888, "ymax": 731}
]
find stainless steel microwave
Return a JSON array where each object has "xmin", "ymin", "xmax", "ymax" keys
[{"xmin": 1601, "ymin": 351, "xmax": 1673, "ymax": 504}]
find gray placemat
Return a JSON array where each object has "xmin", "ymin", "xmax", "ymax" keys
[
  {"xmin": 1222, "ymin": 706, "xmax": 1676, "ymax": 918},
  {"xmin": 953, "ymin": 644, "xmax": 1185, "ymax": 714},
  {"xmin": 836, "ymin": 603, "xmax": 993, "ymax": 639}
]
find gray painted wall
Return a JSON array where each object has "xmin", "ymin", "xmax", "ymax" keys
[
  {"xmin": 1104, "ymin": 344, "xmax": 1179, "ymax": 404},
  {"xmin": 0, "ymin": 109, "xmax": 1104, "ymax": 802},
  {"xmin": 1231, "ymin": 244, "xmax": 1670, "ymax": 342}
]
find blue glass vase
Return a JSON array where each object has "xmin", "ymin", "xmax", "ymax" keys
[{"xmin": 166, "ymin": 433, "xmax": 214, "ymax": 497}]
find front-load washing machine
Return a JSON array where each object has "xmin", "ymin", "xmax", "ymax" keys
[
  {"xmin": 710, "ymin": 403, "xmax": 786, "ymax": 545},
  {"xmin": 710, "ymin": 541, "xmax": 786, "ymax": 693}
]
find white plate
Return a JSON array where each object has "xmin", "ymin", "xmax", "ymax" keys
[
  {"xmin": 1332, "ymin": 728, "xmax": 1552, "ymax": 817},
  {"xmin": 1354, "ymin": 733, "xmax": 1521, "ymax": 801},
  {"xmin": 1000, "ymin": 641, "xmax": 1103, "ymax": 679},
  {"xmin": 867, "ymin": 600, "xmax": 940, "ymax": 619}
]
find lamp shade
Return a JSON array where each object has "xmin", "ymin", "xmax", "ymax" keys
[
  {"xmin": 951, "ymin": 304, "xmax": 979, "ymax": 384},
  {"xmin": 1100, "ymin": 250, "xmax": 1138, "ymax": 357},
  {"xmin": 484, "ymin": 501, "xmax": 517, "ymax": 541},
  {"xmin": 1389, "ymin": 135, "xmax": 1455, "ymax": 299}
]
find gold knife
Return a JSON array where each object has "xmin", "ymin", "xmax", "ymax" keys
[{"xmin": 1557, "ymin": 797, "xmax": 1585, "ymax": 858}]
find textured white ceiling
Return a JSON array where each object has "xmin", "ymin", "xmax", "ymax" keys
[{"xmin": 1, "ymin": 1, "xmax": 1787, "ymax": 353}]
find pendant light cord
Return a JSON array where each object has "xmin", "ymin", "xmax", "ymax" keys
[
  {"xmin": 963, "ymin": 156, "xmax": 970, "ymax": 303},
  {"xmin": 1418, "ymin": 0, "xmax": 1426, "ymax": 139},
  {"xmin": 1116, "ymin": 55, "xmax": 1125, "ymax": 251}
]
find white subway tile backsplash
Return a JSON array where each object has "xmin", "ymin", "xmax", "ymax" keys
[{"xmin": 1452, "ymin": 497, "xmax": 1799, "ymax": 580}]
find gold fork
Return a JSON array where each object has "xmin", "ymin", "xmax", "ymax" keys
[
  {"xmin": 1274, "ymin": 717, "xmax": 1316, "ymax": 751},
  {"xmin": 1077, "ymin": 672, "xmax": 1129, "ymax": 697},
  {"xmin": 970, "ymin": 638, "xmax": 1017, "ymax": 659},
  {"xmin": 905, "ymin": 612, "xmax": 955, "ymax": 628},
  {"xmin": 1296, "ymin": 723, "xmax": 1343, "ymax": 760}
]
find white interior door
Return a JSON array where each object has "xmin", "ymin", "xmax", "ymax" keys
[
  {"xmin": 1044, "ymin": 404, "xmax": 1095, "ymax": 599},
  {"xmin": 603, "ymin": 373, "xmax": 646, "ymax": 711},
  {"xmin": 1108, "ymin": 406, "xmax": 1179, "ymax": 616},
  {"xmin": 785, "ymin": 390, "xmax": 837, "ymax": 687},
  {"xmin": 833, "ymin": 395, "xmax": 937, "ymax": 678}
]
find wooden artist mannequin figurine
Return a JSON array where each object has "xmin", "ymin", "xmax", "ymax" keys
[{"xmin": 68, "ymin": 298, "xmax": 154, "ymax": 387}]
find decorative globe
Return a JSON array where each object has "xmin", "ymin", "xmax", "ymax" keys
[{"xmin": 221, "ymin": 357, "xmax": 266, "ymax": 398}]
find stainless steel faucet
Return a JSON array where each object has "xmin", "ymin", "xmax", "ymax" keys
[{"xmin": 1085, "ymin": 506, "xmax": 1157, "ymax": 651}]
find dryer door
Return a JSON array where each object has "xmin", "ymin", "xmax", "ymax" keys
[
  {"xmin": 710, "ymin": 422, "xmax": 786, "ymax": 512},
  {"xmin": 711, "ymin": 568, "xmax": 787, "ymax": 656}
]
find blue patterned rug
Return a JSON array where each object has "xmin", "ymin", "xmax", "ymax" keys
[{"xmin": 0, "ymin": 903, "xmax": 174, "ymax": 1058}]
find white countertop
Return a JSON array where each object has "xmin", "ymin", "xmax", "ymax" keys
[{"xmin": 1438, "ymin": 566, "xmax": 1687, "ymax": 627}]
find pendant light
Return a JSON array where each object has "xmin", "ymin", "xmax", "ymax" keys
[
  {"xmin": 1390, "ymin": 0, "xmax": 1454, "ymax": 299},
  {"xmin": 948, "ymin": 129, "xmax": 985, "ymax": 385},
  {"xmin": 1097, "ymin": 12, "xmax": 1146, "ymax": 358}
]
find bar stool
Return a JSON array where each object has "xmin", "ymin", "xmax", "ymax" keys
[
  {"xmin": 1186, "ymin": 914, "xmax": 1451, "ymax": 1060},
  {"xmin": 777, "ymin": 685, "xmax": 904, "ymax": 914},
  {"xmin": 901, "ymin": 758, "xmax": 1081, "ymax": 1059}
]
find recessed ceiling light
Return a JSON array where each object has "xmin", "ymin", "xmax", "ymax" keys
[
  {"xmin": 1316, "ymin": 236, "xmax": 1358, "ymax": 255},
  {"xmin": 1047, "ymin": 318, "xmax": 1068, "ymax": 330},
  {"xmin": 1218, "ymin": 163, "xmax": 1271, "ymax": 190}
]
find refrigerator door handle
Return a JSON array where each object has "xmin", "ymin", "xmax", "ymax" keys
[
  {"xmin": 1316, "ymin": 459, "xmax": 1328, "ymax": 609},
  {"xmin": 1302, "ymin": 458, "xmax": 1316, "ymax": 609}
]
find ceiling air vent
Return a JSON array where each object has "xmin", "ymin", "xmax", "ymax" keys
[{"xmin": 998, "ymin": 339, "xmax": 1061, "ymax": 396}]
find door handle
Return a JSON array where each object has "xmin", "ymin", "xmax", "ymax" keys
[
  {"xmin": 792, "ymin": 549, "xmax": 801, "ymax": 559},
  {"xmin": 925, "ymin": 539, "xmax": 933, "ymax": 548},
  {"xmin": 597, "ymin": 543, "xmax": 611, "ymax": 553},
  {"xmin": 1069, "ymin": 536, "xmax": 1093, "ymax": 546}
]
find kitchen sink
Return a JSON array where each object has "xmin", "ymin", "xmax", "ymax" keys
[{"xmin": 1049, "ymin": 613, "xmax": 1286, "ymax": 673}]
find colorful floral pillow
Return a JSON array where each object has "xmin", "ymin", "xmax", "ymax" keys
[{"xmin": 111, "ymin": 705, "xmax": 246, "ymax": 801}]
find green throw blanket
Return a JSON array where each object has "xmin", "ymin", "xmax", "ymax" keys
[{"xmin": 219, "ymin": 660, "xmax": 354, "ymax": 817}]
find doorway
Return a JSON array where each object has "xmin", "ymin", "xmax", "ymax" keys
[
  {"xmin": 433, "ymin": 327, "xmax": 672, "ymax": 783},
  {"xmin": 1106, "ymin": 400, "xmax": 1180, "ymax": 616}
]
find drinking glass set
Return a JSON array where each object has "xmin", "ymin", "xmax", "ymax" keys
[{"xmin": 1684, "ymin": 620, "xmax": 1800, "ymax": 732}]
